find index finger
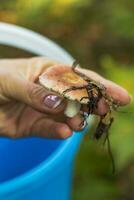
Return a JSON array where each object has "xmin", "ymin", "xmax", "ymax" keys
[{"xmin": 78, "ymin": 68, "xmax": 131, "ymax": 106}]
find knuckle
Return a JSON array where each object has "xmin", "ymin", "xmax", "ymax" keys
[
  {"xmin": 29, "ymin": 57, "xmax": 54, "ymax": 81},
  {"xmin": 28, "ymin": 84, "xmax": 42, "ymax": 97},
  {"xmin": 28, "ymin": 84, "xmax": 46, "ymax": 104},
  {"xmin": 0, "ymin": 118, "xmax": 19, "ymax": 138}
]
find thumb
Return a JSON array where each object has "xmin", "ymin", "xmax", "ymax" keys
[
  {"xmin": 27, "ymin": 82, "xmax": 66, "ymax": 114},
  {"xmin": 0, "ymin": 74, "xmax": 66, "ymax": 114}
]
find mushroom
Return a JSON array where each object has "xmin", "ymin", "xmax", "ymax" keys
[
  {"xmin": 39, "ymin": 63, "xmax": 119, "ymax": 173},
  {"xmin": 39, "ymin": 65, "xmax": 89, "ymax": 117}
]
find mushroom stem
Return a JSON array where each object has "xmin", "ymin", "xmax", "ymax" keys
[{"xmin": 64, "ymin": 100, "xmax": 81, "ymax": 117}]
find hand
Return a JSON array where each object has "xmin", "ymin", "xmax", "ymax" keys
[{"xmin": 0, "ymin": 57, "xmax": 131, "ymax": 139}]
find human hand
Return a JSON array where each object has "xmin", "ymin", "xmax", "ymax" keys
[{"xmin": 0, "ymin": 57, "xmax": 131, "ymax": 139}]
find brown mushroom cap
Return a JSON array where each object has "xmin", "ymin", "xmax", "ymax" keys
[{"xmin": 39, "ymin": 65, "xmax": 89, "ymax": 104}]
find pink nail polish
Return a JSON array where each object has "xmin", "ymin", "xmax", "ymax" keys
[{"xmin": 44, "ymin": 95, "xmax": 62, "ymax": 108}]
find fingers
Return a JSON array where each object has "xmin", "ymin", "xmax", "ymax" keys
[
  {"xmin": 77, "ymin": 68, "xmax": 131, "ymax": 116},
  {"xmin": 66, "ymin": 113, "xmax": 87, "ymax": 131},
  {"xmin": 0, "ymin": 72, "xmax": 66, "ymax": 114},
  {"xmin": 24, "ymin": 82, "xmax": 66, "ymax": 114},
  {"xmin": 27, "ymin": 82, "xmax": 66, "ymax": 114},
  {"xmin": 25, "ymin": 57, "xmax": 60, "ymax": 82},
  {"xmin": 78, "ymin": 68, "xmax": 131, "ymax": 105},
  {"xmin": 32, "ymin": 115, "xmax": 86, "ymax": 138},
  {"xmin": 94, "ymin": 98, "xmax": 109, "ymax": 115},
  {"xmin": 0, "ymin": 57, "xmax": 65, "ymax": 114},
  {"xmin": 30, "ymin": 117, "xmax": 72, "ymax": 139},
  {"xmin": 102, "ymin": 79, "xmax": 131, "ymax": 105}
]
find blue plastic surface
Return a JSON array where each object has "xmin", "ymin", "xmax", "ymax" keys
[{"xmin": 0, "ymin": 131, "xmax": 84, "ymax": 200}]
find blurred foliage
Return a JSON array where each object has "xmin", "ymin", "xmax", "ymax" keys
[
  {"xmin": 102, "ymin": 56, "xmax": 134, "ymax": 169},
  {"xmin": 74, "ymin": 57, "xmax": 134, "ymax": 200},
  {"xmin": 0, "ymin": 0, "xmax": 134, "ymax": 199}
]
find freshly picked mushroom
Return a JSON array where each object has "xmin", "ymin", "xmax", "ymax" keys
[
  {"xmin": 39, "ymin": 61, "xmax": 118, "ymax": 137},
  {"xmin": 39, "ymin": 61, "xmax": 120, "ymax": 173},
  {"xmin": 39, "ymin": 63, "xmax": 89, "ymax": 118}
]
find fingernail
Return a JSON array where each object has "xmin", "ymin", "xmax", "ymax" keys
[
  {"xmin": 81, "ymin": 120, "xmax": 87, "ymax": 130},
  {"xmin": 83, "ymin": 112, "xmax": 89, "ymax": 118},
  {"xmin": 44, "ymin": 95, "xmax": 62, "ymax": 108},
  {"xmin": 79, "ymin": 119, "xmax": 88, "ymax": 130}
]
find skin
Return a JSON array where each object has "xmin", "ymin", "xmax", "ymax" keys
[{"xmin": 0, "ymin": 57, "xmax": 131, "ymax": 139}]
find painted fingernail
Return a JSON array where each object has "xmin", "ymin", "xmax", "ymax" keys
[
  {"xmin": 44, "ymin": 95, "xmax": 62, "ymax": 108},
  {"xmin": 79, "ymin": 120, "xmax": 87, "ymax": 130}
]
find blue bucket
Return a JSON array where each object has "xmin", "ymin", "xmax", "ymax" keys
[
  {"xmin": 0, "ymin": 133, "xmax": 84, "ymax": 200},
  {"xmin": 0, "ymin": 23, "xmax": 91, "ymax": 200}
]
